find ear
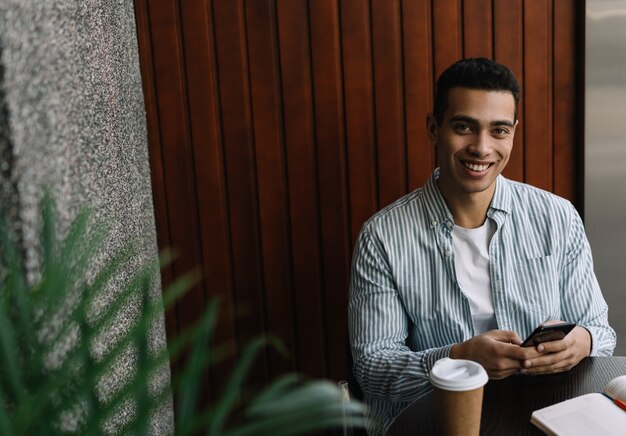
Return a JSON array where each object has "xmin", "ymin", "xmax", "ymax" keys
[
  {"xmin": 426, "ymin": 113, "xmax": 439, "ymax": 144},
  {"xmin": 511, "ymin": 119, "xmax": 519, "ymax": 139}
]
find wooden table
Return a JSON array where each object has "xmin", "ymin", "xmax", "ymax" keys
[{"xmin": 388, "ymin": 356, "xmax": 626, "ymax": 435}]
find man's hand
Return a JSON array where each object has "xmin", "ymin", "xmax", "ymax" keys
[
  {"xmin": 520, "ymin": 325, "xmax": 591, "ymax": 374},
  {"xmin": 450, "ymin": 330, "xmax": 542, "ymax": 379}
]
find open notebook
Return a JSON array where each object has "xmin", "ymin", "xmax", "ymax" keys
[{"xmin": 531, "ymin": 375, "xmax": 626, "ymax": 435}]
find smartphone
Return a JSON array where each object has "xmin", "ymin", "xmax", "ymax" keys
[{"xmin": 521, "ymin": 322, "xmax": 576, "ymax": 347}]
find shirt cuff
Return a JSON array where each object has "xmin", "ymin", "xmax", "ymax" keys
[
  {"xmin": 424, "ymin": 344, "xmax": 455, "ymax": 378},
  {"xmin": 580, "ymin": 325, "xmax": 595, "ymax": 356}
]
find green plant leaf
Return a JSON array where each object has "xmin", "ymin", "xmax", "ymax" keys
[
  {"xmin": 1, "ymin": 193, "xmax": 367, "ymax": 436},
  {"xmin": 0, "ymin": 291, "xmax": 26, "ymax": 406},
  {"xmin": 40, "ymin": 190, "xmax": 57, "ymax": 268},
  {"xmin": 175, "ymin": 299, "xmax": 217, "ymax": 435},
  {"xmin": 0, "ymin": 389, "xmax": 13, "ymax": 435},
  {"xmin": 206, "ymin": 335, "xmax": 282, "ymax": 436}
]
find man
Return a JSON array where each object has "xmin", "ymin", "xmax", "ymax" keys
[{"xmin": 348, "ymin": 57, "xmax": 616, "ymax": 433}]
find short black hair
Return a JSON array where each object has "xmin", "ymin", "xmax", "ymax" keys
[{"xmin": 433, "ymin": 57, "xmax": 520, "ymax": 123}]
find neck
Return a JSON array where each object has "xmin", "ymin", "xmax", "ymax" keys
[{"xmin": 437, "ymin": 180, "xmax": 496, "ymax": 229}]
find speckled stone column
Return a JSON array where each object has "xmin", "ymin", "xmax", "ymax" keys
[{"xmin": 0, "ymin": 1, "xmax": 173, "ymax": 433}]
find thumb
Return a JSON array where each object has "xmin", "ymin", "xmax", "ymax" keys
[{"xmin": 489, "ymin": 330, "xmax": 522, "ymax": 345}]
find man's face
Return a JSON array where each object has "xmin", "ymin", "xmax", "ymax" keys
[{"xmin": 427, "ymin": 87, "xmax": 517, "ymax": 202}]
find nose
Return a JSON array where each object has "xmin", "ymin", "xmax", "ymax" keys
[{"xmin": 468, "ymin": 130, "xmax": 492, "ymax": 157}]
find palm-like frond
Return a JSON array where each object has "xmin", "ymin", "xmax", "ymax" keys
[{"xmin": 0, "ymin": 194, "xmax": 366, "ymax": 434}]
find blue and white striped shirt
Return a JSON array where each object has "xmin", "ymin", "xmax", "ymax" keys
[{"xmin": 349, "ymin": 169, "xmax": 616, "ymax": 433}]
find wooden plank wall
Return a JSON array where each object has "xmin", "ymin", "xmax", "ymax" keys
[{"xmin": 134, "ymin": 0, "xmax": 583, "ymax": 400}]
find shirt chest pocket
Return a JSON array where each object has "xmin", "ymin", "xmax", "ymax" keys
[{"xmin": 510, "ymin": 254, "xmax": 560, "ymax": 314}]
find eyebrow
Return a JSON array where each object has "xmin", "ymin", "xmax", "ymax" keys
[{"xmin": 448, "ymin": 115, "xmax": 515, "ymax": 128}]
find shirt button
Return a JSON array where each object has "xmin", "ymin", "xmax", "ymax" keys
[
  {"xmin": 444, "ymin": 249, "xmax": 452, "ymax": 257},
  {"xmin": 431, "ymin": 220, "xmax": 438, "ymax": 228}
]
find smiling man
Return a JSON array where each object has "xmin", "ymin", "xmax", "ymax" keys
[{"xmin": 348, "ymin": 58, "xmax": 616, "ymax": 434}]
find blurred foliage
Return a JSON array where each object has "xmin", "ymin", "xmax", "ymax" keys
[{"xmin": 0, "ymin": 193, "xmax": 366, "ymax": 435}]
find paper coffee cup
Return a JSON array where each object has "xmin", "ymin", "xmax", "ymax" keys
[{"xmin": 430, "ymin": 358, "xmax": 488, "ymax": 436}]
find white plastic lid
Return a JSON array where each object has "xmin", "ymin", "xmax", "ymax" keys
[{"xmin": 430, "ymin": 358, "xmax": 488, "ymax": 391}]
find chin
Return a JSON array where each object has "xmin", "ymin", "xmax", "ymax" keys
[{"xmin": 458, "ymin": 179, "xmax": 495, "ymax": 194}]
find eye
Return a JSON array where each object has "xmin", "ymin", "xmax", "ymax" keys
[
  {"xmin": 453, "ymin": 123, "xmax": 473, "ymax": 133},
  {"xmin": 492, "ymin": 127, "xmax": 509, "ymax": 137}
]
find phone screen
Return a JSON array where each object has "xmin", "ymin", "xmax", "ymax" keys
[{"xmin": 521, "ymin": 322, "xmax": 576, "ymax": 347}]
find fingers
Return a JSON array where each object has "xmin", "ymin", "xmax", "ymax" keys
[
  {"xmin": 453, "ymin": 327, "xmax": 590, "ymax": 378},
  {"xmin": 452, "ymin": 332, "xmax": 526, "ymax": 378},
  {"xmin": 522, "ymin": 327, "xmax": 591, "ymax": 374},
  {"xmin": 522, "ymin": 350, "xmax": 578, "ymax": 374},
  {"xmin": 524, "ymin": 349, "xmax": 571, "ymax": 369},
  {"xmin": 523, "ymin": 350, "xmax": 578, "ymax": 374},
  {"xmin": 468, "ymin": 333, "xmax": 538, "ymax": 378},
  {"xmin": 483, "ymin": 352, "xmax": 530, "ymax": 378},
  {"xmin": 485, "ymin": 329, "xmax": 523, "ymax": 345},
  {"xmin": 451, "ymin": 328, "xmax": 588, "ymax": 380},
  {"xmin": 532, "ymin": 326, "xmax": 590, "ymax": 356},
  {"xmin": 498, "ymin": 340, "xmax": 542, "ymax": 361},
  {"xmin": 536, "ymin": 339, "xmax": 567, "ymax": 354}
]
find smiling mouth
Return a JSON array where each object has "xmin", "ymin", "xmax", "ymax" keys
[{"xmin": 461, "ymin": 161, "xmax": 492, "ymax": 172}]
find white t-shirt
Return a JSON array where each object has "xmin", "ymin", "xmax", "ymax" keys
[{"xmin": 452, "ymin": 218, "xmax": 498, "ymax": 334}]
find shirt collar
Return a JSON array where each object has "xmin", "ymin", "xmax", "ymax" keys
[
  {"xmin": 423, "ymin": 168, "xmax": 512, "ymax": 229},
  {"xmin": 423, "ymin": 169, "xmax": 454, "ymax": 229},
  {"xmin": 488, "ymin": 174, "xmax": 512, "ymax": 215}
]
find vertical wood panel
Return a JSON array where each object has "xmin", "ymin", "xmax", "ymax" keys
[
  {"xmin": 371, "ymin": 0, "xmax": 406, "ymax": 207},
  {"xmin": 212, "ymin": 0, "xmax": 268, "ymax": 380},
  {"xmin": 137, "ymin": 0, "xmax": 585, "ymax": 412},
  {"xmin": 276, "ymin": 0, "xmax": 327, "ymax": 377},
  {"xmin": 134, "ymin": 0, "xmax": 178, "ymax": 344},
  {"xmin": 553, "ymin": 0, "xmax": 577, "ymax": 204},
  {"xmin": 179, "ymin": 0, "xmax": 238, "ymax": 400},
  {"xmin": 432, "ymin": 0, "xmax": 463, "ymax": 77},
  {"xmin": 494, "ymin": 0, "xmax": 525, "ymax": 182},
  {"xmin": 340, "ymin": 0, "xmax": 378, "ymax": 242},
  {"xmin": 403, "ymin": 0, "xmax": 435, "ymax": 190},
  {"xmin": 463, "ymin": 0, "xmax": 493, "ymax": 58},
  {"xmin": 309, "ymin": 0, "xmax": 352, "ymax": 381},
  {"xmin": 244, "ymin": 0, "xmax": 295, "ymax": 378},
  {"xmin": 524, "ymin": 0, "xmax": 553, "ymax": 190},
  {"xmin": 146, "ymin": 0, "xmax": 208, "ymax": 339}
]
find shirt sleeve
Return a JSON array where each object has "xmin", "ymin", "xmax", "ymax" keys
[
  {"xmin": 348, "ymin": 225, "xmax": 451, "ymax": 402},
  {"xmin": 560, "ymin": 203, "xmax": 616, "ymax": 356}
]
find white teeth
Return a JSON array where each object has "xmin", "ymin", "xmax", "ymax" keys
[{"xmin": 463, "ymin": 162, "xmax": 489, "ymax": 172}]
